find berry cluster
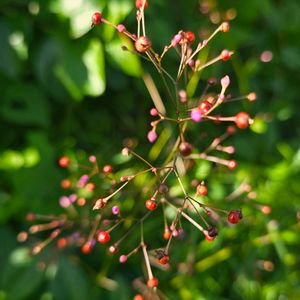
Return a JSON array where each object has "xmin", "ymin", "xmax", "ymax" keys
[{"xmin": 19, "ymin": 1, "xmax": 263, "ymax": 298}]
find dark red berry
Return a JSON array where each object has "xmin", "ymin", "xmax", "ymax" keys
[
  {"xmin": 207, "ymin": 226, "xmax": 218, "ymax": 238},
  {"xmin": 92, "ymin": 12, "xmax": 102, "ymax": 25},
  {"xmin": 235, "ymin": 112, "xmax": 250, "ymax": 129},
  {"xmin": 145, "ymin": 199, "xmax": 157, "ymax": 211},
  {"xmin": 179, "ymin": 142, "xmax": 193, "ymax": 156},
  {"xmin": 135, "ymin": 36, "xmax": 151, "ymax": 52},
  {"xmin": 158, "ymin": 183, "xmax": 169, "ymax": 194},
  {"xmin": 156, "ymin": 249, "xmax": 169, "ymax": 265},
  {"xmin": 207, "ymin": 77, "xmax": 217, "ymax": 86},
  {"xmin": 185, "ymin": 31, "xmax": 195, "ymax": 44},
  {"xmin": 147, "ymin": 277, "xmax": 159, "ymax": 288},
  {"xmin": 97, "ymin": 230, "xmax": 110, "ymax": 243},
  {"xmin": 228, "ymin": 209, "xmax": 243, "ymax": 224},
  {"xmin": 58, "ymin": 156, "xmax": 70, "ymax": 168},
  {"xmin": 198, "ymin": 100, "xmax": 212, "ymax": 114},
  {"xmin": 135, "ymin": 0, "xmax": 148, "ymax": 9}
]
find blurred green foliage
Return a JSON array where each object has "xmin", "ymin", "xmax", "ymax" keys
[{"xmin": 0, "ymin": 0, "xmax": 300, "ymax": 299}]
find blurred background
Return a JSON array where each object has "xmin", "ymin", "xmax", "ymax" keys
[{"xmin": 0, "ymin": 0, "xmax": 300, "ymax": 299}]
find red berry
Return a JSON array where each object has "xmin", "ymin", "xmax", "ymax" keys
[
  {"xmin": 205, "ymin": 234, "xmax": 215, "ymax": 242},
  {"xmin": 198, "ymin": 100, "xmax": 212, "ymax": 114},
  {"xmin": 58, "ymin": 156, "xmax": 70, "ymax": 168},
  {"xmin": 97, "ymin": 230, "xmax": 110, "ymax": 243},
  {"xmin": 220, "ymin": 22, "xmax": 230, "ymax": 33},
  {"xmin": 147, "ymin": 277, "xmax": 159, "ymax": 288},
  {"xmin": 133, "ymin": 294, "xmax": 144, "ymax": 300},
  {"xmin": 57, "ymin": 238, "xmax": 67, "ymax": 249},
  {"xmin": 81, "ymin": 242, "xmax": 92, "ymax": 254},
  {"xmin": 228, "ymin": 159, "xmax": 237, "ymax": 170},
  {"xmin": 185, "ymin": 31, "xmax": 195, "ymax": 44},
  {"xmin": 135, "ymin": 0, "xmax": 148, "ymax": 9},
  {"xmin": 196, "ymin": 183, "xmax": 207, "ymax": 196},
  {"xmin": 103, "ymin": 164, "xmax": 113, "ymax": 174},
  {"xmin": 92, "ymin": 12, "xmax": 102, "ymax": 25},
  {"xmin": 145, "ymin": 199, "xmax": 157, "ymax": 211},
  {"xmin": 221, "ymin": 49, "xmax": 231, "ymax": 61},
  {"xmin": 61, "ymin": 179, "xmax": 71, "ymax": 189},
  {"xmin": 157, "ymin": 255, "xmax": 169, "ymax": 265},
  {"xmin": 228, "ymin": 209, "xmax": 243, "ymax": 224},
  {"xmin": 179, "ymin": 142, "xmax": 193, "ymax": 156},
  {"xmin": 163, "ymin": 230, "xmax": 171, "ymax": 240},
  {"xmin": 135, "ymin": 36, "xmax": 152, "ymax": 52},
  {"xmin": 235, "ymin": 112, "xmax": 250, "ymax": 129}
]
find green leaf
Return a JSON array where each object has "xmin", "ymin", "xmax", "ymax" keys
[
  {"xmin": 1, "ymin": 84, "xmax": 49, "ymax": 127},
  {"xmin": 50, "ymin": 0, "xmax": 103, "ymax": 38},
  {"xmin": 106, "ymin": 37, "xmax": 142, "ymax": 77},
  {"xmin": 51, "ymin": 256, "xmax": 89, "ymax": 300},
  {"xmin": 82, "ymin": 39, "xmax": 106, "ymax": 97}
]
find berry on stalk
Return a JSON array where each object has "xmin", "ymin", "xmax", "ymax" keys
[
  {"xmin": 147, "ymin": 277, "xmax": 159, "ymax": 288},
  {"xmin": 179, "ymin": 142, "xmax": 193, "ymax": 156},
  {"xmin": 145, "ymin": 199, "xmax": 157, "ymax": 211},
  {"xmin": 235, "ymin": 112, "xmax": 250, "ymax": 129},
  {"xmin": 185, "ymin": 31, "xmax": 195, "ymax": 44},
  {"xmin": 92, "ymin": 12, "xmax": 102, "ymax": 25},
  {"xmin": 135, "ymin": 36, "xmax": 151, "ymax": 52},
  {"xmin": 196, "ymin": 182, "xmax": 207, "ymax": 196},
  {"xmin": 198, "ymin": 100, "xmax": 212, "ymax": 114},
  {"xmin": 136, "ymin": 0, "xmax": 148, "ymax": 9},
  {"xmin": 97, "ymin": 230, "xmax": 110, "ymax": 243},
  {"xmin": 58, "ymin": 156, "xmax": 70, "ymax": 168},
  {"xmin": 228, "ymin": 209, "xmax": 243, "ymax": 224}
]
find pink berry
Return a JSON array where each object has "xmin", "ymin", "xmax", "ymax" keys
[
  {"xmin": 150, "ymin": 108, "xmax": 158, "ymax": 116},
  {"xmin": 221, "ymin": 75, "xmax": 230, "ymax": 88},
  {"xmin": 191, "ymin": 108, "xmax": 202, "ymax": 122},
  {"xmin": 117, "ymin": 24, "xmax": 126, "ymax": 32},
  {"xmin": 147, "ymin": 130, "xmax": 157, "ymax": 143},
  {"xmin": 112, "ymin": 205, "xmax": 120, "ymax": 215},
  {"xmin": 119, "ymin": 255, "xmax": 127, "ymax": 263},
  {"xmin": 172, "ymin": 34, "xmax": 182, "ymax": 46}
]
